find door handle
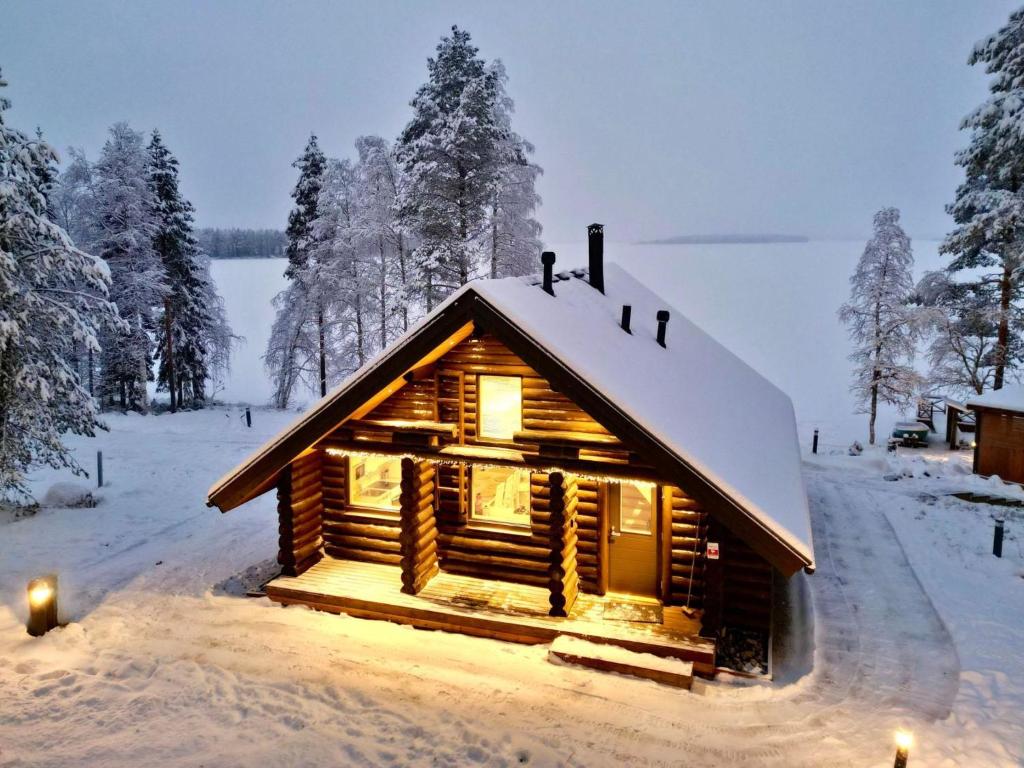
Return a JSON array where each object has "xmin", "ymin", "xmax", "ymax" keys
[{"xmin": 608, "ymin": 529, "xmax": 620, "ymax": 543}]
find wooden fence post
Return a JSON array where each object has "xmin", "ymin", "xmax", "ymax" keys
[
  {"xmin": 547, "ymin": 472, "xmax": 579, "ymax": 617},
  {"xmin": 400, "ymin": 458, "xmax": 439, "ymax": 595}
]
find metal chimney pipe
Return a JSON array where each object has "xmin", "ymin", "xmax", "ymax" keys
[
  {"xmin": 588, "ymin": 223, "xmax": 604, "ymax": 293},
  {"xmin": 621, "ymin": 305, "xmax": 632, "ymax": 334},
  {"xmin": 656, "ymin": 310, "xmax": 670, "ymax": 347},
  {"xmin": 541, "ymin": 251, "xmax": 556, "ymax": 295}
]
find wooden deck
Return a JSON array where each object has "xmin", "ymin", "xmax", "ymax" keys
[{"xmin": 266, "ymin": 557, "xmax": 716, "ymax": 676}]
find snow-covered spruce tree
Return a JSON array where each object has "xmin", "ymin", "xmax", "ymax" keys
[
  {"xmin": 0, "ymin": 71, "xmax": 122, "ymax": 500},
  {"xmin": 916, "ymin": 271, "xmax": 1016, "ymax": 395},
  {"xmin": 265, "ymin": 135, "xmax": 328, "ymax": 405},
  {"xmin": 90, "ymin": 122, "xmax": 165, "ymax": 411},
  {"xmin": 487, "ymin": 62, "xmax": 543, "ymax": 279},
  {"xmin": 148, "ymin": 130, "xmax": 232, "ymax": 410},
  {"xmin": 942, "ymin": 8, "xmax": 1024, "ymax": 391},
  {"xmin": 397, "ymin": 26, "xmax": 505, "ymax": 309},
  {"xmin": 284, "ymin": 135, "xmax": 327, "ymax": 280},
  {"xmin": 838, "ymin": 208, "xmax": 921, "ymax": 445}
]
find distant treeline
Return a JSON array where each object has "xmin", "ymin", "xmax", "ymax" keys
[
  {"xmin": 197, "ymin": 228, "xmax": 287, "ymax": 259},
  {"xmin": 640, "ymin": 234, "xmax": 810, "ymax": 245}
]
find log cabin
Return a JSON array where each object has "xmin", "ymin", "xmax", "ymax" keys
[
  {"xmin": 208, "ymin": 225, "xmax": 815, "ymax": 677},
  {"xmin": 968, "ymin": 387, "xmax": 1024, "ymax": 483}
]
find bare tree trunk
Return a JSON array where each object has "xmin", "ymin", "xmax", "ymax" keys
[
  {"xmin": 490, "ymin": 200, "xmax": 499, "ymax": 279},
  {"xmin": 317, "ymin": 303, "xmax": 327, "ymax": 398},
  {"xmin": 378, "ymin": 235, "xmax": 388, "ymax": 349},
  {"xmin": 397, "ymin": 233, "xmax": 409, "ymax": 331},
  {"xmin": 994, "ymin": 262, "xmax": 1013, "ymax": 390},
  {"xmin": 869, "ymin": 379, "xmax": 878, "ymax": 445},
  {"xmin": 355, "ymin": 295, "xmax": 365, "ymax": 367},
  {"xmin": 164, "ymin": 298, "xmax": 177, "ymax": 413},
  {"xmin": 88, "ymin": 348, "xmax": 94, "ymax": 397}
]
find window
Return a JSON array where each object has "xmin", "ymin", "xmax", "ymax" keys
[
  {"xmin": 478, "ymin": 375, "xmax": 522, "ymax": 441},
  {"xmin": 347, "ymin": 456, "xmax": 401, "ymax": 512},
  {"xmin": 618, "ymin": 481, "xmax": 654, "ymax": 535},
  {"xmin": 471, "ymin": 466, "xmax": 531, "ymax": 527}
]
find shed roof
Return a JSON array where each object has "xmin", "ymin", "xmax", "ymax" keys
[
  {"xmin": 967, "ymin": 386, "xmax": 1024, "ymax": 413},
  {"xmin": 208, "ymin": 263, "xmax": 814, "ymax": 575}
]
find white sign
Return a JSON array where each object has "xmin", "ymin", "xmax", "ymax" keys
[{"xmin": 706, "ymin": 542, "xmax": 720, "ymax": 560}]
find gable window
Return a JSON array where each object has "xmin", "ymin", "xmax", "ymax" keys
[
  {"xmin": 471, "ymin": 466, "xmax": 531, "ymax": 528},
  {"xmin": 478, "ymin": 375, "xmax": 522, "ymax": 441},
  {"xmin": 347, "ymin": 456, "xmax": 401, "ymax": 513}
]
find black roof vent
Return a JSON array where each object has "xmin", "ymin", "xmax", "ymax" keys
[
  {"xmin": 588, "ymin": 223, "xmax": 604, "ymax": 293},
  {"xmin": 541, "ymin": 251, "xmax": 556, "ymax": 296},
  {"xmin": 656, "ymin": 310, "xmax": 670, "ymax": 348},
  {"xmin": 620, "ymin": 305, "xmax": 632, "ymax": 334}
]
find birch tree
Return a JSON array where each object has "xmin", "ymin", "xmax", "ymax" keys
[{"xmin": 839, "ymin": 208, "xmax": 921, "ymax": 444}]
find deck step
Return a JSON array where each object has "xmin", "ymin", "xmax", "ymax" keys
[{"xmin": 548, "ymin": 635, "xmax": 694, "ymax": 689}]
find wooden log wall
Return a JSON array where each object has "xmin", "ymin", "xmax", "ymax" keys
[
  {"xmin": 363, "ymin": 378, "xmax": 437, "ymax": 421},
  {"xmin": 546, "ymin": 472, "xmax": 580, "ymax": 617},
  {"xmin": 703, "ymin": 518, "xmax": 773, "ymax": 633},
  {"xmin": 573, "ymin": 478, "xmax": 602, "ymax": 594},
  {"xmin": 666, "ymin": 486, "xmax": 708, "ymax": 607},
  {"xmin": 399, "ymin": 458, "xmax": 440, "ymax": 594},
  {"xmin": 277, "ymin": 451, "xmax": 324, "ymax": 576},
  {"xmin": 438, "ymin": 334, "xmax": 616, "ymax": 449},
  {"xmin": 436, "ymin": 471, "xmax": 553, "ymax": 586},
  {"xmin": 321, "ymin": 452, "xmax": 402, "ymax": 564}
]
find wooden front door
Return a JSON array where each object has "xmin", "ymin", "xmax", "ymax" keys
[{"xmin": 608, "ymin": 482, "xmax": 658, "ymax": 597}]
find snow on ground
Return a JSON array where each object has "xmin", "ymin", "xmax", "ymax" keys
[{"xmin": 1, "ymin": 411, "xmax": 1021, "ymax": 766}]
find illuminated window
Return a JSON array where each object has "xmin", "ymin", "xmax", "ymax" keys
[
  {"xmin": 471, "ymin": 466, "xmax": 531, "ymax": 527},
  {"xmin": 348, "ymin": 456, "xmax": 401, "ymax": 512},
  {"xmin": 478, "ymin": 375, "xmax": 522, "ymax": 441},
  {"xmin": 618, "ymin": 481, "xmax": 654, "ymax": 535}
]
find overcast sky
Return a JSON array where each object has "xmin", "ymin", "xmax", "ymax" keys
[{"xmin": 2, "ymin": 0, "xmax": 1020, "ymax": 242}]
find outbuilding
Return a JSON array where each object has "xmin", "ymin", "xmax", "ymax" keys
[
  {"xmin": 208, "ymin": 226, "xmax": 815, "ymax": 676},
  {"xmin": 968, "ymin": 387, "xmax": 1024, "ymax": 483}
]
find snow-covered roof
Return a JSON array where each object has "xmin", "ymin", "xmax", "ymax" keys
[
  {"xmin": 209, "ymin": 262, "xmax": 814, "ymax": 573},
  {"xmin": 966, "ymin": 386, "xmax": 1024, "ymax": 413},
  {"xmin": 471, "ymin": 264, "xmax": 814, "ymax": 569}
]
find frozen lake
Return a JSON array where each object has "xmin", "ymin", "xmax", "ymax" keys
[{"xmin": 210, "ymin": 239, "xmax": 944, "ymax": 448}]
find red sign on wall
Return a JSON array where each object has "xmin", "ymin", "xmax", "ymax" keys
[{"xmin": 706, "ymin": 542, "xmax": 720, "ymax": 560}]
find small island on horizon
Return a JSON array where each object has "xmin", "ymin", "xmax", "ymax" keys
[{"xmin": 639, "ymin": 233, "xmax": 810, "ymax": 245}]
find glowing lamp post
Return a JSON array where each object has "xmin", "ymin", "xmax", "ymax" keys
[
  {"xmin": 893, "ymin": 730, "xmax": 913, "ymax": 768},
  {"xmin": 26, "ymin": 575, "xmax": 58, "ymax": 637}
]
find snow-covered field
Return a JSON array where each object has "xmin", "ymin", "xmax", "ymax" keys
[
  {"xmin": 210, "ymin": 240, "xmax": 946, "ymax": 447},
  {"xmin": 1, "ymin": 410, "xmax": 1021, "ymax": 766}
]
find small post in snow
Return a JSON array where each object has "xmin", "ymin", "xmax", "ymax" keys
[
  {"xmin": 812, "ymin": 429, "xmax": 819, "ymax": 455},
  {"xmin": 245, "ymin": 407, "xmax": 252, "ymax": 428},
  {"xmin": 993, "ymin": 518, "xmax": 1004, "ymax": 558},
  {"xmin": 97, "ymin": 450, "xmax": 103, "ymax": 488}
]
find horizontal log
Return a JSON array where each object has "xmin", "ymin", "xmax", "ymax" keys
[
  {"xmin": 290, "ymin": 493, "xmax": 323, "ymax": 518},
  {"xmin": 326, "ymin": 534, "xmax": 402, "ymax": 553},
  {"xmin": 325, "ymin": 546, "xmax": 402, "ymax": 566},
  {"xmin": 438, "ymin": 535, "xmax": 550, "ymax": 559},
  {"xmin": 283, "ymin": 513, "xmax": 322, "ymax": 540},
  {"xmin": 439, "ymin": 562, "xmax": 550, "ymax": 588},
  {"xmin": 404, "ymin": 538, "xmax": 439, "ymax": 568},
  {"xmin": 440, "ymin": 550, "xmax": 547, "ymax": 572},
  {"xmin": 280, "ymin": 537, "xmax": 322, "ymax": 566},
  {"xmin": 322, "ymin": 520, "xmax": 400, "ymax": 540}
]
